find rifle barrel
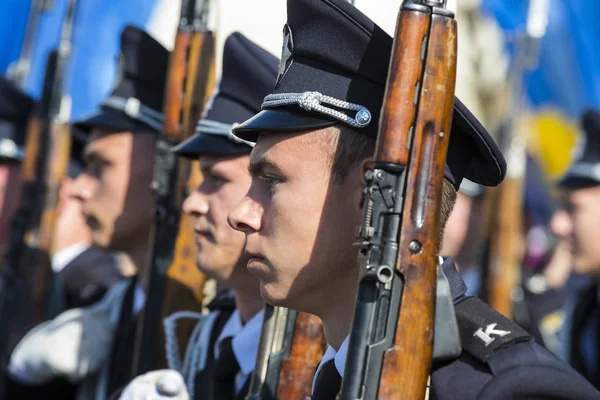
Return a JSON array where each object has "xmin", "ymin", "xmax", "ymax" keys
[{"xmin": 341, "ymin": 2, "xmax": 457, "ymax": 399}]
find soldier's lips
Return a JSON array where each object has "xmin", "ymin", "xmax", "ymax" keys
[
  {"xmin": 194, "ymin": 230, "xmax": 214, "ymax": 243},
  {"xmin": 246, "ymin": 252, "xmax": 267, "ymax": 272},
  {"xmin": 84, "ymin": 214, "xmax": 101, "ymax": 231}
]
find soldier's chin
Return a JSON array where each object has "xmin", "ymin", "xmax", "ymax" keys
[
  {"xmin": 91, "ymin": 231, "xmax": 111, "ymax": 251},
  {"xmin": 259, "ymin": 282, "xmax": 289, "ymax": 307},
  {"xmin": 572, "ymin": 256, "xmax": 600, "ymax": 275},
  {"xmin": 196, "ymin": 259, "xmax": 231, "ymax": 283}
]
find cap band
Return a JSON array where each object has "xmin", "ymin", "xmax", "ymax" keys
[
  {"xmin": 262, "ymin": 91, "xmax": 372, "ymax": 128},
  {"xmin": 101, "ymin": 96, "xmax": 164, "ymax": 131},
  {"xmin": 563, "ymin": 162, "xmax": 600, "ymax": 182},
  {"xmin": 197, "ymin": 119, "xmax": 255, "ymax": 148}
]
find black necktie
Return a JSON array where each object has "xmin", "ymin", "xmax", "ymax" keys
[
  {"xmin": 312, "ymin": 359, "xmax": 342, "ymax": 400},
  {"xmin": 213, "ymin": 336, "xmax": 240, "ymax": 400}
]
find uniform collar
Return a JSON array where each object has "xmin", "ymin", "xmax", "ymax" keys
[
  {"xmin": 315, "ymin": 256, "xmax": 467, "ymax": 383},
  {"xmin": 441, "ymin": 256, "xmax": 468, "ymax": 302},
  {"xmin": 312, "ymin": 335, "xmax": 350, "ymax": 392},
  {"xmin": 51, "ymin": 242, "xmax": 89, "ymax": 273},
  {"xmin": 214, "ymin": 308, "xmax": 265, "ymax": 376}
]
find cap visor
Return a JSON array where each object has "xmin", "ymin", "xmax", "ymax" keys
[
  {"xmin": 72, "ymin": 108, "xmax": 145, "ymax": 133},
  {"xmin": 233, "ymin": 109, "xmax": 337, "ymax": 142},
  {"xmin": 451, "ymin": 97, "xmax": 506, "ymax": 187},
  {"xmin": 233, "ymin": 99, "xmax": 505, "ymax": 187},
  {"xmin": 173, "ymin": 133, "xmax": 251, "ymax": 158},
  {"xmin": 556, "ymin": 163, "xmax": 600, "ymax": 189}
]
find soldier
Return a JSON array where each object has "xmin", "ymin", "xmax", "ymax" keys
[
  {"xmin": 553, "ymin": 109, "xmax": 600, "ymax": 389},
  {"xmin": 121, "ymin": 33, "xmax": 278, "ymax": 399},
  {"xmin": 4, "ymin": 25, "xmax": 168, "ymax": 399},
  {"xmin": 0, "ymin": 77, "xmax": 123, "ymax": 315},
  {"xmin": 48, "ymin": 134, "xmax": 133, "ymax": 315},
  {"xmin": 227, "ymin": 0, "xmax": 600, "ymax": 398},
  {"xmin": 118, "ymin": 32, "xmax": 279, "ymax": 400}
]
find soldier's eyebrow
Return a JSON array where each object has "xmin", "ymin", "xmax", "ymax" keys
[
  {"xmin": 83, "ymin": 149, "xmax": 108, "ymax": 166},
  {"xmin": 248, "ymin": 157, "xmax": 282, "ymax": 178}
]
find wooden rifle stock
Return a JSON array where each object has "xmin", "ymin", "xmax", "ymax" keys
[
  {"xmin": 275, "ymin": 312, "xmax": 325, "ymax": 399},
  {"xmin": 340, "ymin": 2, "xmax": 457, "ymax": 399},
  {"xmin": 156, "ymin": 8, "xmax": 216, "ymax": 371},
  {"xmin": 484, "ymin": 154, "xmax": 524, "ymax": 319},
  {"xmin": 246, "ymin": 306, "xmax": 326, "ymax": 400},
  {"xmin": 379, "ymin": 8, "xmax": 456, "ymax": 399},
  {"xmin": 133, "ymin": 0, "xmax": 216, "ymax": 374},
  {"xmin": 30, "ymin": 120, "xmax": 72, "ymax": 322}
]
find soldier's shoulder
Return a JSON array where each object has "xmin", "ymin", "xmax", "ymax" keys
[{"xmin": 430, "ymin": 297, "xmax": 600, "ymax": 400}]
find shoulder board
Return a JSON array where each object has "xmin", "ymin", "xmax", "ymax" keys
[{"xmin": 454, "ymin": 297, "xmax": 532, "ymax": 363}]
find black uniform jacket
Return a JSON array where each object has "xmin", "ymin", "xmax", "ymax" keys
[
  {"xmin": 55, "ymin": 246, "xmax": 124, "ymax": 312},
  {"xmin": 429, "ymin": 258, "xmax": 600, "ymax": 399},
  {"xmin": 191, "ymin": 294, "xmax": 252, "ymax": 400},
  {"xmin": 3, "ymin": 278, "xmax": 138, "ymax": 399},
  {"xmin": 106, "ymin": 292, "xmax": 250, "ymax": 400},
  {"xmin": 561, "ymin": 282, "xmax": 600, "ymax": 391}
]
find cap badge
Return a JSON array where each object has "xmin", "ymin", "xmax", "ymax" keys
[
  {"xmin": 277, "ymin": 24, "xmax": 294, "ymax": 85},
  {"xmin": 112, "ymin": 51, "xmax": 125, "ymax": 93}
]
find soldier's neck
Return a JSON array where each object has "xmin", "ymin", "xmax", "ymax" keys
[
  {"xmin": 232, "ymin": 282, "xmax": 264, "ymax": 324},
  {"xmin": 125, "ymin": 241, "xmax": 151, "ymax": 290},
  {"xmin": 233, "ymin": 291, "xmax": 263, "ymax": 324},
  {"xmin": 316, "ymin": 263, "xmax": 359, "ymax": 351}
]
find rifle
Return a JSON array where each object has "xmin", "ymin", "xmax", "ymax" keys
[
  {"xmin": 0, "ymin": 0, "xmax": 77, "ymax": 390},
  {"xmin": 132, "ymin": 0, "xmax": 215, "ymax": 375},
  {"xmin": 246, "ymin": 306, "xmax": 326, "ymax": 400},
  {"xmin": 0, "ymin": 0, "xmax": 77, "ymax": 344},
  {"xmin": 340, "ymin": 1, "xmax": 457, "ymax": 399},
  {"xmin": 482, "ymin": 0, "xmax": 549, "ymax": 320}
]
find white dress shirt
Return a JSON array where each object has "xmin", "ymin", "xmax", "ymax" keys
[
  {"xmin": 51, "ymin": 242, "xmax": 88, "ymax": 273},
  {"xmin": 312, "ymin": 335, "xmax": 349, "ymax": 392},
  {"xmin": 214, "ymin": 308, "xmax": 264, "ymax": 393}
]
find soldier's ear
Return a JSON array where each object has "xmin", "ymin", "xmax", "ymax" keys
[{"xmin": 360, "ymin": 158, "xmax": 374, "ymax": 185}]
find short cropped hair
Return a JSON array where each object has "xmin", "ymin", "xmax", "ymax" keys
[{"xmin": 324, "ymin": 125, "xmax": 457, "ymax": 236}]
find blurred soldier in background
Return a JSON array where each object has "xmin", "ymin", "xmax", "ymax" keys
[
  {"xmin": 0, "ymin": 76, "xmax": 126, "ymax": 317},
  {"xmin": 47, "ymin": 129, "xmax": 135, "ymax": 317},
  {"xmin": 554, "ymin": 109, "xmax": 600, "ymax": 390},
  {"xmin": 3, "ymin": 25, "xmax": 167, "ymax": 399}
]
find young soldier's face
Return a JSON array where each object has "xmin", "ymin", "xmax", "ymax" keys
[
  {"xmin": 555, "ymin": 186, "xmax": 600, "ymax": 275},
  {"xmin": 228, "ymin": 129, "xmax": 364, "ymax": 314},
  {"xmin": 183, "ymin": 155, "xmax": 251, "ymax": 284},
  {"xmin": 70, "ymin": 129, "xmax": 155, "ymax": 252}
]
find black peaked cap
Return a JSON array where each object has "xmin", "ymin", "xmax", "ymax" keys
[
  {"xmin": 73, "ymin": 25, "xmax": 169, "ymax": 134},
  {"xmin": 174, "ymin": 32, "xmax": 279, "ymax": 158},
  {"xmin": 233, "ymin": 0, "xmax": 507, "ymax": 189},
  {"xmin": 558, "ymin": 109, "xmax": 600, "ymax": 188},
  {"xmin": 0, "ymin": 76, "xmax": 35, "ymax": 161}
]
